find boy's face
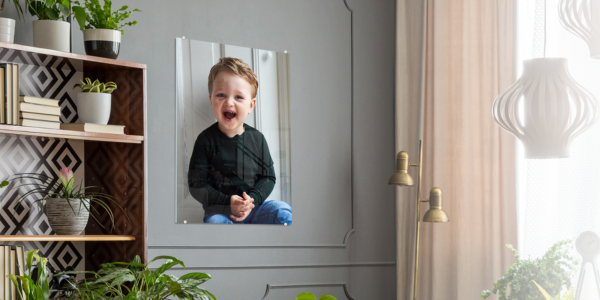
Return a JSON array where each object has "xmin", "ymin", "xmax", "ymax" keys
[{"xmin": 209, "ymin": 70, "xmax": 256, "ymax": 137}]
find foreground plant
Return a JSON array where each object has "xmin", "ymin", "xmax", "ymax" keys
[
  {"xmin": 67, "ymin": 255, "xmax": 216, "ymax": 300},
  {"xmin": 8, "ymin": 250, "xmax": 49, "ymax": 300},
  {"xmin": 12, "ymin": 167, "xmax": 128, "ymax": 231},
  {"xmin": 297, "ymin": 293, "xmax": 336, "ymax": 300},
  {"xmin": 480, "ymin": 240, "xmax": 578, "ymax": 300}
]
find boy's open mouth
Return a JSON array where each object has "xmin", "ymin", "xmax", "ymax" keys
[{"xmin": 223, "ymin": 111, "xmax": 237, "ymax": 120}]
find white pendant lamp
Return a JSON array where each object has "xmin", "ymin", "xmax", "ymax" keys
[
  {"xmin": 492, "ymin": 57, "xmax": 599, "ymax": 158},
  {"xmin": 558, "ymin": 0, "xmax": 600, "ymax": 58}
]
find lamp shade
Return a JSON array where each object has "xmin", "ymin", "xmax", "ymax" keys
[
  {"xmin": 423, "ymin": 187, "xmax": 449, "ymax": 223},
  {"xmin": 388, "ymin": 151, "xmax": 414, "ymax": 186},
  {"xmin": 559, "ymin": 0, "xmax": 600, "ymax": 58},
  {"xmin": 492, "ymin": 58, "xmax": 599, "ymax": 158}
]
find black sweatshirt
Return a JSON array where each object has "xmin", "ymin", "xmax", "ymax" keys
[{"xmin": 188, "ymin": 122, "xmax": 276, "ymax": 214}]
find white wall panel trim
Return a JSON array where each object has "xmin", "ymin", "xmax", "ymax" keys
[
  {"xmin": 148, "ymin": 229, "xmax": 356, "ymax": 249},
  {"xmin": 164, "ymin": 261, "xmax": 395, "ymax": 270}
]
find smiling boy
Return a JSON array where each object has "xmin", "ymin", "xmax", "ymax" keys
[{"xmin": 187, "ymin": 57, "xmax": 292, "ymax": 224}]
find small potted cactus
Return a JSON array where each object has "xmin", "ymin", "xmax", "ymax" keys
[{"xmin": 73, "ymin": 77, "xmax": 117, "ymax": 124}]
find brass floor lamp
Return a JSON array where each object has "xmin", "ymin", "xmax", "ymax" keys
[{"xmin": 389, "ymin": 140, "xmax": 449, "ymax": 300}]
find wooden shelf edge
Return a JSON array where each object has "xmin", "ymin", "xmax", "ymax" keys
[
  {"xmin": 0, "ymin": 124, "xmax": 144, "ymax": 144},
  {"xmin": 0, "ymin": 235, "xmax": 136, "ymax": 241},
  {"xmin": 0, "ymin": 41, "xmax": 147, "ymax": 69}
]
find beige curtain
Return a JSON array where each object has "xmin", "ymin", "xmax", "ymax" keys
[{"xmin": 396, "ymin": 0, "xmax": 518, "ymax": 299}]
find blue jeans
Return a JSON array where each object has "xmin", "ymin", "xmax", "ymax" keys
[{"xmin": 204, "ymin": 200, "xmax": 292, "ymax": 225}]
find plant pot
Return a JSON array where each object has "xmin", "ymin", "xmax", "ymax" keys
[
  {"xmin": 0, "ymin": 17, "xmax": 15, "ymax": 43},
  {"xmin": 77, "ymin": 92, "xmax": 111, "ymax": 124},
  {"xmin": 33, "ymin": 20, "xmax": 70, "ymax": 52},
  {"xmin": 83, "ymin": 29, "xmax": 121, "ymax": 59},
  {"xmin": 45, "ymin": 198, "xmax": 89, "ymax": 235}
]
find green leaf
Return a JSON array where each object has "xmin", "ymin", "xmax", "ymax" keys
[
  {"xmin": 155, "ymin": 259, "xmax": 184, "ymax": 275},
  {"xmin": 297, "ymin": 293, "xmax": 318, "ymax": 300},
  {"xmin": 72, "ymin": 6, "xmax": 87, "ymax": 31},
  {"xmin": 0, "ymin": 180, "xmax": 9, "ymax": 188},
  {"xmin": 319, "ymin": 295, "xmax": 337, "ymax": 300},
  {"xmin": 57, "ymin": 3, "xmax": 69, "ymax": 17}
]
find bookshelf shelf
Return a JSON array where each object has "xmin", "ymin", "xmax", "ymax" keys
[
  {"xmin": 0, "ymin": 41, "xmax": 146, "ymax": 71},
  {"xmin": 0, "ymin": 235, "xmax": 136, "ymax": 242},
  {"xmin": 0, "ymin": 124, "xmax": 144, "ymax": 144}
]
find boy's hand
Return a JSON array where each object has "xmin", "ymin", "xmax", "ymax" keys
[{"xmin": 230, "ymin": 193, "xmax": 254, "ymax": 221}]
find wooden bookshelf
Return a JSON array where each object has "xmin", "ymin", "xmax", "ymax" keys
[
  {"xmin": 0, "ymin": 235, "xmax": 136, "ymax": 242},
  {"xmin": 0, "ymin": 124, "xmax": 144, "ymax": 144},
  {"xmin": 0, "ymin": 42, "xmax": 148, "ymax": 269}
]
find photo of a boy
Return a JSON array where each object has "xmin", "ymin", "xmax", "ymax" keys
[{"xmin": 187, "ymin": 57, "xmax": 293, "ymax": 224}]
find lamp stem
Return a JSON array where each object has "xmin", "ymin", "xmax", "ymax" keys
[{"xmin": 413, "ymin": 139, "xmax": 424, "ymax": 300}]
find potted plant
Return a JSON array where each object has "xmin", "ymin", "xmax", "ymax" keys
[
  {"xmin": 533, "ymin": 281, "xmax": 575, "ymax": 300},
  {"xmin": 66, "ymin": 255, "xmax": 216, "ymax": 300},
  {"xmin": 7, "ymin": 249, "xmax": 50, "ymax": 300},
  {"xmin": 72, "ymin": 0, "xmax": 140, "ymax": 59},
  {"xmin": 73, "ymin": 77, "xmax": 116, "ymax": 124},
  {"xmin": 25, "ymin": 0, "xmax": 71, "ymax": 52},
  {"xmin": 12, "ymin": 167, "xmax": 127, "ymax": 235},
  {"xmin": 0, "ymin": 0, "xmax": 24, "ymax": 43},
  {"xmin": 480, "ymin": 240, "xmax": 578, "ymax": 300}
]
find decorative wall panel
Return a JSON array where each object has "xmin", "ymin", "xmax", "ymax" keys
[{"xmin": 0, "ymin": 52, "xmax": 85, "ymax": 272}]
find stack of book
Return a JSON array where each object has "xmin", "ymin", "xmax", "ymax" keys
[
  {"xmin": 18, "ymin": 96, "xmax": 61, "ymax": 129},
  {"xmin": 0, "ymin": 245, "xmax": 24, "ymax": 300},
  {"xmin": 0, "ymin": 63, "xmax": 20, "ymax": 125}
]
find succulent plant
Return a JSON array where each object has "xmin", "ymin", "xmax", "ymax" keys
[{"xmin": 73, "ymin": 77, "xmax": 117, "ymax": 93}]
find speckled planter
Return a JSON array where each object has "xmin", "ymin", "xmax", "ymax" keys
[{"xmin": 45, "ymin": 198, "xmax": 89, "ymax": 235}]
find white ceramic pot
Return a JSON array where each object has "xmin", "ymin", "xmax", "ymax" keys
[
  {"xmin": 33, "ymin": 20, "xmax": 70, "ymax": 52},
  {"xmin": 0, "ymin": 17, "xmax": 15, "ymax": 43},
  {"xmin": 77, "ymin": 92, "xmax": 112, "ymax": 124},
  {"xmin": 46, "ymin": 198, "xmax": 89, "ymax": 235},
  {"xmin": 83, "ymin": 29, "xmax": 121, "ymax": 59}
]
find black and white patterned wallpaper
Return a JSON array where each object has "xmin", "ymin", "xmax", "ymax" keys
[{"xmin": 0, "ymin": 49, "xmax": 85, "ymax": 272}]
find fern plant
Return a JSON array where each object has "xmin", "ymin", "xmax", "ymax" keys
[
  {"xmin": 73, "ymin": 77, "xmax": 117, "ymax": 93},
  {"xmin": 72, "ymin": 0, "xmax": 140, "ymax": 35},
  {"xmin": 481, "ymin": 240, "xmax": 578, "ymax": 300}
]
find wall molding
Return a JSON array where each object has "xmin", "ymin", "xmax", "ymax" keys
[
  {"xmin": 148, "ymin": 229, "xmax": 355, "ymax": 249},
  {"xmin": 165, "ymin": 261, "xmax": 395, "ymax": 270},
  {"xmin": 261, "ymin": 283, "xmax": 355, "ymax": 300}
]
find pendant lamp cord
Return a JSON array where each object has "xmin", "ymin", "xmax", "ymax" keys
[{"xmin": 544, "ymin": 0, "xmax": 547, "ymax": 57}]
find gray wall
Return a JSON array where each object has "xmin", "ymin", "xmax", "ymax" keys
[{"xmin": 4, "ymin": 0, "xmax": 397, "ymax": 298}]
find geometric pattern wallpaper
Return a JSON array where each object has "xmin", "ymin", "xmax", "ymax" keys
[{"xmin": 0, "ymin": 49, "xmax": 85, "ymax": 272}]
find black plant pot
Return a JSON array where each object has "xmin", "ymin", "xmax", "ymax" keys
[{"xmin": 83, "ymin": 29, "xmax": 121, "ymax": 59}]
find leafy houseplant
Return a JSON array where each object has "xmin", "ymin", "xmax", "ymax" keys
[
  {"xmin": 0, "ymin": 0, "xmax": 24, "ymax": 43},
  {"xmin": 534, "ymin": 281, "xmax": 575, "ymax": 300},
  {"xmin": 25, "ymin": 0, "xmax": 72, "ymax": 51},
  {"xmin": 72, "ymin": 0, "xmax": 140, "ymax": 59},
  {"xmin": 67, "ymin": 255, "xmax": 216, "ymax": 300},
  {"xmin": 74, "ymin": 77, "xmax": 117, "ymax": 125},
  {"xmin": 480, "ymin": 240, "xmax": 578, "ymax": 300},
  {"xmin": 7, "ymin": 249, "xmax": 50, "ymax": 300},
  {"xmin": 13, "ymin": 167, "xmax": 127, "ymax": 235},
  {"xmin": 297, "ymin": 293, "xmax": 337, "ymax": 300}
]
